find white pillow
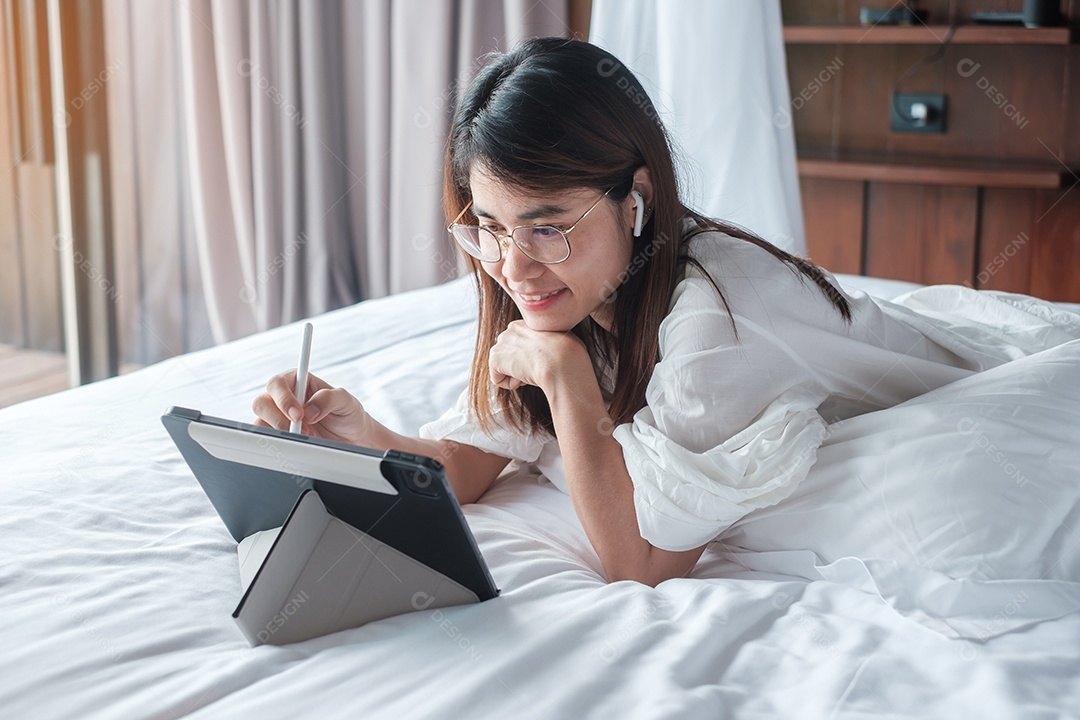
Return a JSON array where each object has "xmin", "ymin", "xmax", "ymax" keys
[{"xmin": 722, "ymin": 339, "xmax": 1080, "ymax": 639}]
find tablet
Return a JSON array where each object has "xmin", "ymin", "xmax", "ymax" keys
[{"xmin": 161, "ymin": 406, "xmax": 499, "ymax": 602}]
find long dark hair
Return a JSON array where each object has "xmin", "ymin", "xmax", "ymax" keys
[{"xmin": 444, "ymin": 37, "xmax": 850, "ymax": 437}]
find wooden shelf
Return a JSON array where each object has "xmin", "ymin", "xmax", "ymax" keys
[
  {"xmin": 783, "ymin": 24, "xmax": 1073, "ymax": 45},
  {"xmin": 797, "ymin": 149, "xmax": 1072, "ymax": 188}
]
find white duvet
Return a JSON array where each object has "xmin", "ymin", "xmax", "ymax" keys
[{"xmin": 1, "ymin": 275, "xmax": 1078, "ymax": 719}]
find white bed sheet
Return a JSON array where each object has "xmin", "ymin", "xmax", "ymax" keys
[{"xmin": 2, "ymin": 274, "xmax": 1078, "ymax": 719}]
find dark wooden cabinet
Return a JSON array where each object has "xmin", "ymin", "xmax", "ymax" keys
[{"xmin": 782, "ymin": 0, "xmax": 1080, "ymax": 302}]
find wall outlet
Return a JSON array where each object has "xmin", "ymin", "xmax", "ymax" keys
[{"xmin": 890, "ymin": 93, "xmax": 946, "ymax": 133}]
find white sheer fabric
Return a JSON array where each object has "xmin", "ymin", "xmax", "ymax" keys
[{"xmin": 588, "ymin": 0, "xmax": 806, "ymax": 254}]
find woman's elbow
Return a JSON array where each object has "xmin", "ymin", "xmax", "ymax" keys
[{"xmin": 602, "ymin": 545, "xmax": 705, "ymax": 586}]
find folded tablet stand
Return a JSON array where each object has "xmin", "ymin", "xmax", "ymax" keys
[{"xmin": 235, "ymin": 489, "xmax": 478, "ymax": 646}]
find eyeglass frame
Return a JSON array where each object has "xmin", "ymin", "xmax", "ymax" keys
[{"xmin": 446, "ymin": 187, "xmax": 614, "ymax": 265}]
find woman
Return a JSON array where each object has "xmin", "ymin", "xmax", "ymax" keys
[{"xmin": 252, "ymin": 38, "xmax": 1078, "ymax": 587}]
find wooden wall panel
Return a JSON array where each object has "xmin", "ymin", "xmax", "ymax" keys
[
  {"xmin": 1063, "ymin": 43, "xmax": 1080, "ymax": 166},
  {"xmin": 801, "ymin": 176, "xmax": 864, "ymax": 274},
  {"xmin": 979, "ymin": 184, "xmax": 1080, "ymax": 303},
  {"xmin": 977, "ymin": 188, "xmax": 1036, "ymax": 291},
  {"xmin": 785, "ymin": 44, "xmax": 842, "ymax": 150},
  {"xmin": 1029, "ymin": 184, "xmax": 1080, "ymax": 301},
  {"xmin": 998, "ymin": 46, "xmax": 1065, "ymax": 161},
  {"xmin": 835, "ymin": 45, "xmax": 894, "ymax": 153},
  {"xmin": 864, "ymin": 183, "xmax": 978, "ymax": 286},
  {"xmin": 941, "ymin": 44, "xmax": 1007, "ymax": 161}
]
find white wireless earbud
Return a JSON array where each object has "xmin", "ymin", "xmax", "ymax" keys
[{"xmin": 630, "ymin": 190, "xmax": 645, "ymax": 237}]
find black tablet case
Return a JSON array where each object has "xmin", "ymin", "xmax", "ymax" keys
[{"xmin": 161, "ymin": 407, "xmax": 499, "ymax": 645}]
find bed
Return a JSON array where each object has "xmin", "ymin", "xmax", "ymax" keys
[{"xmin": 3, "ymin": 272, "xmax": 1079, "ymax": 719}]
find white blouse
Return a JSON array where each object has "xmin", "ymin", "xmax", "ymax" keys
[{"xmin": 419, "ymin": 229, "xmax": 1064, "ymax": 552}]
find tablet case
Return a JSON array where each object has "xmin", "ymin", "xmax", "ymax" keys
[
  {"xmin": 161, "ymin": 407, "xmax": 499, "ymax": 646},
  {"xmin": 234, "ymin": 489, "xmax": 478, "ymax": 645}
]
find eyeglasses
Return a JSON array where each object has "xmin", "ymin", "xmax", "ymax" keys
[{"xmin": 447, "ymin": 188, "xmax": 612, "ymax": 265}]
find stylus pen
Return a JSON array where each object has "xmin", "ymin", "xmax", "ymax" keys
[{"xmin": 290, "ymin": 322, "xmax": 314, "ymax": 434}]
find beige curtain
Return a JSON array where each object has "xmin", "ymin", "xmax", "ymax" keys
[{"xmin": 104, "ymin": 0, "xmax": 569, "ymax": 363}]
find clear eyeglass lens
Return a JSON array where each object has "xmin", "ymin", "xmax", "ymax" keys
[
  {"xmin": 451, "ymin": 226, "xmax": 499, "ymax": 261},
  {"xmin": 476, "ymin": 228, "xmax": 502, "ymax": 260},
  {"xmin": 451, "ymin": 225, "xmax": 569, "ymax": 263},
  {"xmin": 513, "ymin": 226, "xmax": 569, "ymax": 263}
]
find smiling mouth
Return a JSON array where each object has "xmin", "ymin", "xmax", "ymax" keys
[{"xmin": 517, "ymin": 289, "xmax": 563, "ymax": 302}]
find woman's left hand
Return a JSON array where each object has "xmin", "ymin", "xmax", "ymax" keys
[{"xmin": 488, "ymin": 320, "xmax": 593, "ymax": 393}]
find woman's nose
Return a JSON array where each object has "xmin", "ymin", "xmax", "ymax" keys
[{"xmin": 499, "ymin": 236, "xmax": 542, "ymax": 281}]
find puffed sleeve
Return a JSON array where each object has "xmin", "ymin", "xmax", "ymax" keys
[
  {"xmin": 612, "ymin": 263, "xmax": 831, "ymax": 552},
  {"xmin": 418, "ymin": 387, "xmax": 548, "ymax": 463}
]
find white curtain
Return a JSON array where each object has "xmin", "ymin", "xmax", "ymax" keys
[
  {"xmin": 104, "ymin": 0, "xmax": 569, "ymax": 363},
  {"xmin": 589, "ymin": 0, "xmax": 806, "ymax": 255}
]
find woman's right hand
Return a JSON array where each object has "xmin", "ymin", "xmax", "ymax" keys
[{"xmin": 252, "ymin": 370, "xmax": 381, "ymax": 447}]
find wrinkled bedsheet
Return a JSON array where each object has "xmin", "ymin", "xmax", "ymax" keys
[{"xmin": 2, "ymin": 275, "xmax": 1077, "ymax": 719}]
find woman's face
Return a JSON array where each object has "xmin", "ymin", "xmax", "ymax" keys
[{"xmin": 468, "ymin": 167, "xmax": 634, "ymax": 333}]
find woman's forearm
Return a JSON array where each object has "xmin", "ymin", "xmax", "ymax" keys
[
  {"xmin": 544, "ymin": 375, "xmax": 703, "ymax": 586},
  {"xmin": 548, "ymin": 380, "xmax": 647, "ymax": 580}
]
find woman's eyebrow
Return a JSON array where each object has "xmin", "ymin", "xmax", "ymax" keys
[{"xmin": 472, "ymin": 203, "xmax": 569, "ymax": 223}]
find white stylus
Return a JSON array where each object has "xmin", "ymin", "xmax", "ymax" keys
[{"xmin": 290, "ymin": 322, "xmax": 314, "ymax": 434}]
